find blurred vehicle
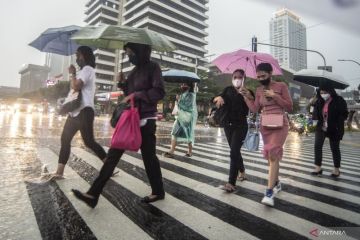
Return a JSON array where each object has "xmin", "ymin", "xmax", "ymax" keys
[
  {"xmin": 0, "ymin": 101, "xmax": 7, "ymax": 111},
  {"xmin": 12, "ymin": 98, "xmax": 33, "ymax": 113},
  {"xmin": 289, "ymin": 114, "xmax": 311, "ymax": 135}
]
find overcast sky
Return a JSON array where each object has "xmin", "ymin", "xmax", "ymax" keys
[{"xmin": 1, "ymin": 0, "xmax": 359, "ymax": 89}]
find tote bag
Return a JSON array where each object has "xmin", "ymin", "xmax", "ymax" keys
[
  {"xmin": 110, "ymin": 97, "xmax": 141, "ymax": 151},
  {"xmin": 59, "ymin": 89, "xmax": 82, "ymax": 115},
  {"xmin": 243, "ymin": 114, "xmax": 260, "ymax": 151}
]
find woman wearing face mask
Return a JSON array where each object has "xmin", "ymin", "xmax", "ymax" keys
[
  {"xmin": 164, "ymin": 82, "xmax": 198, "ymax": 158},
  {"xmin": 311, "ymin": 84, "xmax": 348, "ymax": 177},
  {"xmin": 72, "ymin": 42, "xmax": 166, "ymax": 207},
  {"xmin": 240, "ymin": 63, "xmax": 292, "ymax": 206},
  {"xmin": 213, "ymin": 69, "xmax": 252, "ymax": 193},
  {"xmin": 51, "ymin": 46, "xmax": 107, "ymax": 179}
]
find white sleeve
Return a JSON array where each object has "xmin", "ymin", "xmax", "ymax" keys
[{"xmin": 77, "ymin": 66, "xmax": 92, "ymax": 85}]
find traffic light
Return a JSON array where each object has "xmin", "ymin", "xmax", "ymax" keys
[{"xmin": 252, "ymin": 36, "xmax": 257, "ymax": 52}]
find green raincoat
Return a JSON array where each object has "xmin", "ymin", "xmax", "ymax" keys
[{"xmin": 171, "ymin": 91, "xmax": 198, "ymax": 144}]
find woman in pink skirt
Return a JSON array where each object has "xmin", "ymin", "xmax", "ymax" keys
[{"xmin": 240, "ymin": 63, "xmax": 293, "ymax": 207}]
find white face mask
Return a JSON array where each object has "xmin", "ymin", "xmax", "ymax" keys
[
  {"xmin": 321, "ymin": 93, "xmax": 330, "ymax": 101},
  {"xmin": 232, "ymin": 78, "xmax": 243, "ymax": 88}
]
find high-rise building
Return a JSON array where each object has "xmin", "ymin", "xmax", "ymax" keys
[
  {"xmin": 121, "ymin": 0, "xmax": 209, "ymax": 73},
  {"xmin": 84, "ymin": 0, "xmax": 124, "ymax": 93},
  {"xmin": 18, "ymin": 64, "xmax": 51, "ymax": 94},
  {"xmin": 270, "ymin": 8, "xmax": 307, "ymax": 72}
]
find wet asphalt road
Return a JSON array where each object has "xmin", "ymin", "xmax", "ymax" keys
[{"xmin": 0, "ymin": 111, "xmax": 360, "ymax": 240}]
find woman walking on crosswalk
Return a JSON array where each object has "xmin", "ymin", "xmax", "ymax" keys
[
  {"xmin": 213, "ymin": 69, "xmax": 252, "ymax": 193},
  {"xmin": 240, "ymin": 63, "xmax": 293, "ymax": 207}
]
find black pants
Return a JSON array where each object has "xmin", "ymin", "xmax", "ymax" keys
[
  {"xmin": 224, "ymin": 124, "xmax": 248, "ymax": 185},
  {"xmin": 88, "ymin": 120, "xmax": 164, "ymax": 198},
  {"xmin": 59, "ymin": 107, "xmax": 106, "ymax": 164},
  {"xmin": 314, "ymin": 130, "xmax": 341, "ymax": 168}
]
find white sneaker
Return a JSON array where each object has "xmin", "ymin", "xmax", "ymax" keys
[
  {"xmin": 273, "ymin": 181, "xmax": 282, "ymax": 194},
  {"xmin": 261, "ymin": 189, "xmax": 274, "ymax": 207}
]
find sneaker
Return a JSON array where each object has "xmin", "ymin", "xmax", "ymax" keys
[
  {"xmin": 261, "ymin": 189, "xmax": 274, "ymax": 207},
  {"xmin": 273, "ymin": 181, "xmax": 282, "ymax": 194}
]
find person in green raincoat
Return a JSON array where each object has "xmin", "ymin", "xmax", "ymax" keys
[{"xmin": 164, "ymin": 82, "xmax": 198, "ymax": 158}]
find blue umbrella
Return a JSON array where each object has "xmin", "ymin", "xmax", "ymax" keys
[
  {"xmin": 162, "ymin": 69, "xmax": 200, "ymax": 83},
  {"xmin": 29, "ymin": 25, "xmax": 81, "ymax": 56}
]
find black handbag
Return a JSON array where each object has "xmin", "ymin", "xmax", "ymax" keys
[
  {"xmin": 59, "ymin": 90, "xmax": 82, "ymax": 115},
  {"xmin": 208, "ymin": 106, "xmax": 228, "ymax": 127},
  {"xmin": 110, "ymin": 102, "xmax": 130, "ymax": 128}
]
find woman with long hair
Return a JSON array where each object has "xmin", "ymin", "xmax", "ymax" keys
[
  {"xmin": 240, "ymin": 63, "xmax": 292, "ymax": 207},
  {"xmin": 52, "ymin": 46, "xmax": 107, "ymax": 179}
]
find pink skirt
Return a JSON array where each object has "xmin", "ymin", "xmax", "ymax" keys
[{"xmin": 260, "ymin": 124, "xmax": 288, "ymax": 161}]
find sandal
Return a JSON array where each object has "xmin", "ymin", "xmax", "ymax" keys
[
  {"xmin": 185, "ymin": 153, "xmax": 192, "ymax": 157},
  {"xmin": 221, "ymin": 183, "xmax": 236, "ymax": 193},
  {"xmin": 163, "ymin": 152, "xmax": 175, "ymax": 158},
  {"xmin": 237, "ymin": 175, "xmax": 247, "ymax": 181}
]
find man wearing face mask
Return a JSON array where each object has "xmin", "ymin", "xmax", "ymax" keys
[
  {"xmin": 164, "ymin": 82, "xmax": 198, "ymax": 158},
  {"xmin": 213, "ymin": 69, "xmax": 253, "ymax": 193},
  {"xmin": 311, "ymin": 84, "xmax": 348, "ymax": 177}
]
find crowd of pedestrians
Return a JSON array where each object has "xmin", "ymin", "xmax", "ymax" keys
[{"xmin": 51, "ymin": 43, "xmax": 349, "ymax": 208}]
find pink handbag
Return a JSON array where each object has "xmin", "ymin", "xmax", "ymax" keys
[
  {"xmin": 261, "ymin": 114, "xmax": 284, "ymax": 129},
  {"xmin": 110, "ymin": 96, "xmax": 142, "ymax": 151}
]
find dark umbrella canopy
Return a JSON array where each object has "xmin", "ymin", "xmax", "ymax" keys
[
  {"xmin": 29, "ymin": 25, "xmax": 81, "ymax": 56},
  {"xmin": 294, "ymin": 69, "xmax": 349, "ymax": 90},
  {"xmin": 162, "ymin": 69, "xmax": 200, "ymax": 83}
]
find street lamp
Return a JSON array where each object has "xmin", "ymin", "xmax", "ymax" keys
[{"xmin": 338, "ymin": 59, "xmax": 360, "ymax": 66}]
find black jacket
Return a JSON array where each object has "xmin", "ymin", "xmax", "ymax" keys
[
  {"xmin": 218, "ymin": 86, "xmax": 249, "ymax": 126},
  {"xmin": 313, "ymin": 94, "xmax": 348, "ymax": 140}
]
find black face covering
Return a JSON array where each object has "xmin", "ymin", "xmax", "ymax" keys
[
  {"xmin": 128, "ymin": 54, "xmax": 139, "ymax": 65},
  {"xmin": 259, "ymin": 77, "xmax": 271, "ymax": 86}
]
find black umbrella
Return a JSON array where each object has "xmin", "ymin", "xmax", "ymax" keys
[{"xmin": 294, "ymin": 69, "xmax": 349, "ymax": 90}]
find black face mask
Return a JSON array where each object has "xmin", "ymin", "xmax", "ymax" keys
[
  {"xmin": 129, "ymin": 54, "xmax": 139, "ymax": 65},
  {"xmin": 259, "ymin": 77, "xmax": 271, "ymax": 86},
  {"xmin": 76, "ymin": 58, "xmax": 85, "ymax": 68}
]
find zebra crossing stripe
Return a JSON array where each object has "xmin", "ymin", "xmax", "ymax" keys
[
  {"xmin": 211, "ymin": 142, "xmax": 360, "ymax": 170},
  {"xmin": 156, "ymin": 145, "xmax": 360, "ymax": 206},
  {"xmin": 154, "ymin": 146, "xmax": 360, "ymax": 225},
  {"xmin": 215, "ymin": 140, "xmax": 360, "ymax": 162},
  {"xmin": 194, "ymin": 143, "xmax": 360, "ymax": 183},
  {"xmin": 197, "ymin": 142, "xmax": 360, "ymax": 177},
  {"xmin": 115, "ymin": 152, "xmax": 344, "ymax": 240},
  {"xmin": 71, "ymin": 147, "xmax": 260, "ymax": 240},
  {"xmin": 0, "ymin": 149, "xmax": 42, "ymax": 240},
  {"xmin": 36, "ymin": 148, "xmax": 152, "ymax": 240},
  {"xmin": 172, "ymin": 144, "xmax": 360, "ymax": 193}
]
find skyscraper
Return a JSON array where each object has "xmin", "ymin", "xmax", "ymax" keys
[
  {"xmin": 121, "ymin": 0, "xmax": 209, "ymax": 73},
  {"xmin": 84, "ymin": 0, "xmax": 124, "ymax": 92},
  {"xmin": 270, "ymin": 8, "xmax": 307, "ymax": 71}
]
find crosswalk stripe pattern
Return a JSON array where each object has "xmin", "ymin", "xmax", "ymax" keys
[{"xmin": 3, "ymin": 136, "xmax": 360, "ymax": 240}]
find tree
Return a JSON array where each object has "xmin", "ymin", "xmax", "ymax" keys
[{"xmin": 21, "ymin": 81, "xmax": 70, "ymax": 103}]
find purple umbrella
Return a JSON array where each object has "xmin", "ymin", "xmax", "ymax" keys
[{"xmin": 212, "ymin": 49, "xmax": 282, "ymax": 79}]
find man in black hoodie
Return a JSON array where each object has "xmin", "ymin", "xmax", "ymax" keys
[{"xmin": 311, "ymin": 84, "xmax": 348, "ymax": 177}]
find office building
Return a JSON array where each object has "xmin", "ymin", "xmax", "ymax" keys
[
  {"xmin": 270, "ymin": 8, "xmax": 307, "ymax": 71},
  {"xmin": 121, "ymin": 0, "xmax": 209, "ymax": 73}
]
